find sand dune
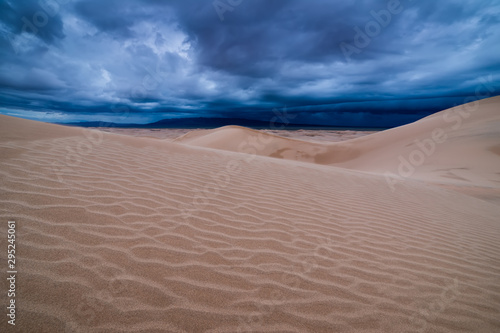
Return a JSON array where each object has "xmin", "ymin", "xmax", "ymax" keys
[
  {"xmin": 174, "ymin": 126, "xmax": 333, "ymax": 164},
  {"xmin": 177, "ymin": 96, "xmax": 500, "ymax": 202},
  {"xmin": 92, "ymin": 127, "xmax": 375, "ymax": 143},
  {"xmin": 1, "ymin": 97, "xmax": 500, "ymax": 332},
  {"xmin": 177, "ymin": 97, "xmax": 500, "ymax": 184}
]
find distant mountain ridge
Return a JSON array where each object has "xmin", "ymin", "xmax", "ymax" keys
[{"xmin": 59, "ymin": 117, "xmax": 382, "ymax": 129}]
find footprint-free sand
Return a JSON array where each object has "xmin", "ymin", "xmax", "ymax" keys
[{"xmin": 1, "ymin": 96, "xmax": 499, "ymax": 332}]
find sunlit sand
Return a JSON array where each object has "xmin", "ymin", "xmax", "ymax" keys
[{"xmin": 1, "ymin": 96, "xmax": 499, "ymax": 332}]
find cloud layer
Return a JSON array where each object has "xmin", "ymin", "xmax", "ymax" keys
[{"xmin": 1, "ymin": 0, "xmax": 499, "ymax": 126}]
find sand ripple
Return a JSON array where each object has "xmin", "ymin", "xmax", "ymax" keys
[{"xmin": 1, "ymin": 100, "xmax": 500, "ymax": 332}]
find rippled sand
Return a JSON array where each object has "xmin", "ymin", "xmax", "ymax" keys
[
  {"xmin": 88, "ymin": 127, "xmax": 377, "ymax": 143},
  {"xmin": 1, "ymin": 96, "xmax": 500, "ymax": 332}
]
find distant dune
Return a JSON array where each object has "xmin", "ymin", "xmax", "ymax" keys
[
  {"xmin": 1, "ymin": 96, "xmax": 500, "ymax": 332},
  {"xmin": 177, "ymin": 96, "xmax": 500, "ymax": 203}
]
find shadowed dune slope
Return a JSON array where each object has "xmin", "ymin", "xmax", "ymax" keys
[
  {"xmin": 1, "ymin": 113, "xmax": 500, "ymax": 332},
  {"xmin": 176, "ymin": 96, "xmax": 500, "ymax": 188},
  {"xmin": 174, "ymin": 125, "xmax": 331, "ymax": 164}
]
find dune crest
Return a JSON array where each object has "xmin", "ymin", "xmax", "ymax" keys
[
  {"xmin": 176, "ymin": 96, "xmax": 500, "ymax": 202},
  {"xmin": 1, "ymin": 98, "xmax": 500, "ymax": 332}
]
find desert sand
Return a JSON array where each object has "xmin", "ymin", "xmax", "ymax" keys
[
  {"xmin": 92, "ymin": 127, "xmax": 377, "ymax": 143},
  {"xmin": 1, "ymin": 96, "xmax": 500, "ymax": 332}
]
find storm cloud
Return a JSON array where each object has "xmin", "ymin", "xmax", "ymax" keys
[{"xmin": 1, "ymin": 0, "xmax": 499, "ymax": 126}]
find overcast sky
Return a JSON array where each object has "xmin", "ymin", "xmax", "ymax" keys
[{"xmin": 1, "ymin": 0, "xmax": 499, "ymax": 127}]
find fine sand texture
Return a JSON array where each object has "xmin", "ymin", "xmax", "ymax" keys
[
  {"xmin": 176, "ymin": 96, "xmax": 500, "ymax": 204},
  {"xmin": 1, "ymin": 96, "xmax": 500, "ymax": 332},
  {"xmin": 93, "ymin": 127, "xmax": 376, "ymax": 143}
]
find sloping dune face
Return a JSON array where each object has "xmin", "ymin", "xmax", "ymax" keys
[
  {"xmin": 1, "ymin": 105, "xmax": 500, "ymax": 332},
  {"xmin": 174, "ymin": 126, "xmax": 361, "ymax": 165},
  {"xmin": 177, "ymin": 96, "xmax": 500, "ymax": 189},
  {"xmin": 334, "ymin": 96, "xmax": 500, "ymax": 186},
  {"xmin": 174, "ymin": 126, "xmax": 335, "ymax": 164}
]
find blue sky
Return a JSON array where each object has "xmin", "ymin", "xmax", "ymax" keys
[{"xmin": 1, "ymin": 0, "xmax": 499, "ymax": 127}]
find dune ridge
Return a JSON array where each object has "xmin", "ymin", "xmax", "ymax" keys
[
  {"xmin": 1, "ymin": 97, "xmax": 500, "ymax": 332},
  {"xmin": 176, "ymin": 96, "xmax": 500, "ymax": 203}
]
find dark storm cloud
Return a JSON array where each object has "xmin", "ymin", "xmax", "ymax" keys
[
  {"xmin": 0, "ymin": 0, "xmax": 499, "ymax": 126},
  {"xmin": 0, "ymin": 0, "xmax": 65, "ymax": 44}
]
